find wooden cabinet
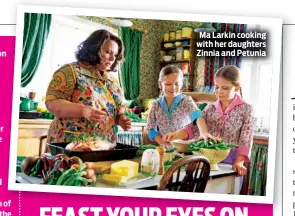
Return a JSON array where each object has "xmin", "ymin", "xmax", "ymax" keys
[
  {"xmin": 18, "ymin": 119, "xmax": 51, "ymax": 157},
  {"xmin": 160, "ymin": 32, "xmax": 197, "ymax": 91}
]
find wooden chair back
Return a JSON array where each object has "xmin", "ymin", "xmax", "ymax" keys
[{"xmin": 157, "ymin": 155, "xmax": 210, "ymax": 192}]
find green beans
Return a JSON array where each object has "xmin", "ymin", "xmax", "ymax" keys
[{"xmin": 188, "ymin": 138, "xmax": 237, "ymax": 151}]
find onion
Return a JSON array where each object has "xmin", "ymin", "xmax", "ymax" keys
[{"xmin": 21, "ymin": 156, "xmax": 39, "ymax": 175}]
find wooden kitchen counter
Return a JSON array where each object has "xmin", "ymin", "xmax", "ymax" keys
[
  {"xmin": 253, "ymin": 132, "xmax": 269, "ymax": 145},
  {"xmin": 18, "ymin": 119, "xmax": 52, "ymax": 157}
]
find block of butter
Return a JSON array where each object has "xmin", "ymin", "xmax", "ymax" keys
[
  {"xmin": 110, "ymin": 160, "xmax": 139, "ymax": 179},
  {"xmin": 103, "ymin": 174, "xmax": 128, "ymax": 185}
]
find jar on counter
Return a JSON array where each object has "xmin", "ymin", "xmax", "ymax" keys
[
  {"xmin": 164, "ymin": 33, "xmax": 169, "ymax": 42},
  {"xmin": 176, "ymin": 47, "xmax": 183, "ymax": 60},
  {"xmin": 169, "ymin": 31, "xmax": 176, "ymax": 41},
  {"xmin": 183, "ymin": 49, "xmax": 190, "ymax": 59},
  {"xmin": 176, "ymin": 29, "xmax": 182, "ymax": 40},
  {"xmin": 182, "ymin": 26, "xmax": 193, "ymax": 38}
]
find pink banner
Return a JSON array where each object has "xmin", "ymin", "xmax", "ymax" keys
[{"xmin": 0, "ymin": 36, "xmax": 273, "ymax": 216}]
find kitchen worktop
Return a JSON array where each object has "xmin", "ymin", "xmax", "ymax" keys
[{"xmin": 16, "ymin": 163, "xmax": 239, "ymax": 194}]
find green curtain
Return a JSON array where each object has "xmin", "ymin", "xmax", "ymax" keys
[
  {"xmin": 248, "ymin": 144, "xmax": 268, "ymax": 196},
  {"xmin": 119, "ymin": 27, "xmax": 143, "ymax": 100},
  {"xmin": 22, "ymin": 13, "xmax": 52, "ymax": 87}
]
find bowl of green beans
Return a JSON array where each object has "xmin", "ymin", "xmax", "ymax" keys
[{"xmin": 189, "ymin": 139, "xmax": 237, "ymax": 170}]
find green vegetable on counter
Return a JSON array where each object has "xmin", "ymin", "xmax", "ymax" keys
[
  {"xmin": 188, "ymin": 139, "xmax": 237, "ymax": 152},
  {"xmin": 138, "ymin": 144, "xmax": 157, "ymax": 150},
  {"xmin": 124, "ymin": 111, "xmax": 146, "ymax": 123},
  {"xmin": 165, "ymin": 147, "xmax": 176, "ymax": 153}
]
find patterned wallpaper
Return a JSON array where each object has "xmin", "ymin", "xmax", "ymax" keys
[
  {"xmin": 160, "ymin": 20, "xmax": 203, "ymax": 92},
  {"xmin": 82, "ymin": 16, "xmax": 203, "ymax": 98}
]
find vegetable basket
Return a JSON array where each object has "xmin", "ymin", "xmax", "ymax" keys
[
  {"xmin": 189, "ymin": 139, "xmax": 236, "ymax": 170},
  {"xmin": 192, "ymin": 148, "xmax": 230, "ymax": 170}
]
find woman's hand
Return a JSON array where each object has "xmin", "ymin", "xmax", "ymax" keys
[
  {"xmin": 162, "ymin": 129, "xmax": 188, "ymax": 142},
  {"xmin": 82, "ymin": 106, "xmax": 108, "ymax": 123},
  {"xmin": 233, "ymin": 155, "xmax": 248, "ymax": 176},
  {"xmin": 118, "ymin": 115, "xmax": 132, "ymax": 131}
]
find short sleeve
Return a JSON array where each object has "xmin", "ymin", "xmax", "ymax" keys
[
  {"xmin": 182, "ymin": 96, "xmax": 202, "ymax": 122},
  {"xmin": 45, "ymin": 64, "xmax": 76, "ymax": 102}
]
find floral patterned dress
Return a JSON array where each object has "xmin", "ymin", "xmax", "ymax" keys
[
  {"xmin": 46, "ymin": 61, "xmax": 123, "ymax": 143},
  {"xmin": 146, "ymin": 94, "xmax": 202, "ymax": 141},
  {"xmin": 186, "ymin": 94, "xmax": 254, "ymax": 162}
]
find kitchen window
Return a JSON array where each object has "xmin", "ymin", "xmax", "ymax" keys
[{"xmin": 239, "ymin": 58, "xmax": 273, "ymax": 133}]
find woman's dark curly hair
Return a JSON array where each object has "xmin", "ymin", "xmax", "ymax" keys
[{"xmin": 75, "ymin": 29, "xmax": 124, "ymax": 72}]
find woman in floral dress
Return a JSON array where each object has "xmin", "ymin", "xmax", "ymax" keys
[
  {"xmin": 45, "ymin": 29, "xmax": 131, "ymax": 143},
  {"xmin": 165, "ymin": 65, "xmax": 254, "ymax": 176}
]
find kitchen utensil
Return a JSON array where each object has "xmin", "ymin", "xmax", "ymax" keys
[
  {"xmin": 192, "ymin": 148, "xmax": 230, "ymax": 170},
  {"xmin": 163, "ymin": 56, "xmax": 173, "ymax": 62},
  {"xmin": 47, "ymin": 142, "xmax": 138, "ymax": 162},
  {"xmin": 20, "ymin": 97, "xmax": 37, "ymax": 111},
  {"xmin": 156, "ymin": 146, "xmax": 165, "ymax": 175}
]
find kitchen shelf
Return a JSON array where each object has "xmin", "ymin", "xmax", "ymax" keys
[
  {"xmin": 160, "ymin": 59, "xmax": 190, "ymax": 65},
  {"xmin": 162, "ymin": 37, "xmax": 193, "ymax": 43},
  {"xmin": 161, "ymin": 45, "xmax": 191, "ymax": 51},
  {"xmin": 159, "ymin": 32, "xmax": 197, "ymax": 91}
]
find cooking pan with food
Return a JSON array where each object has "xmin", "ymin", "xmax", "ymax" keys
[{"xmin": 47, "ymin": 142, "xmax": 138, "ymax": 162}]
